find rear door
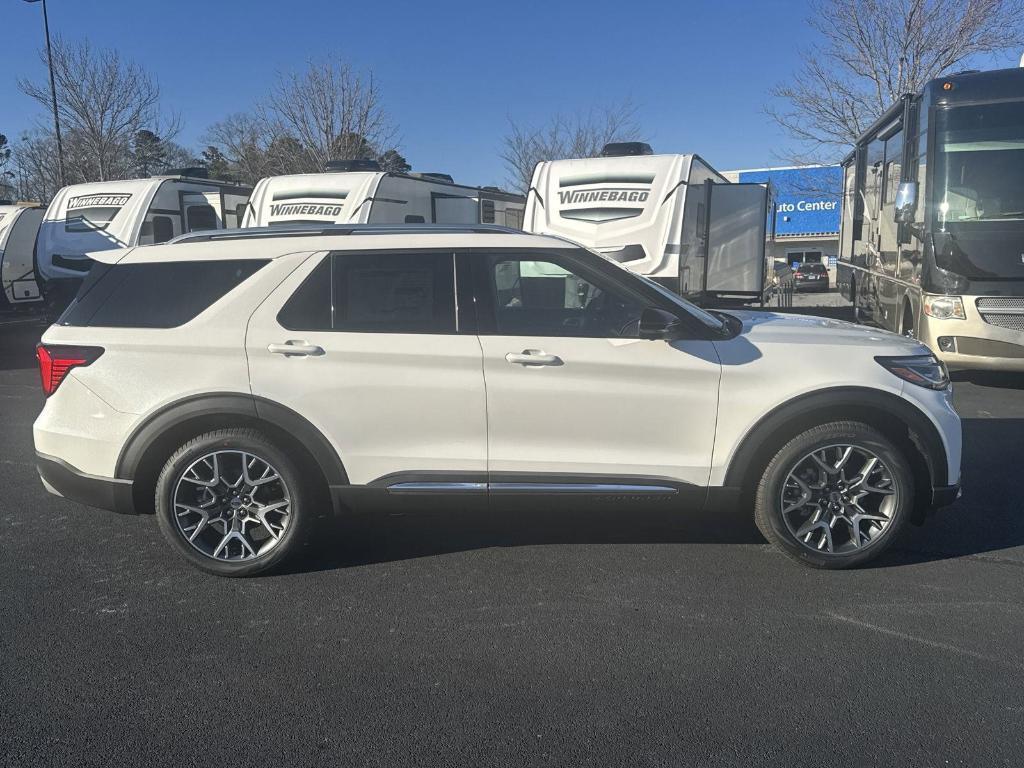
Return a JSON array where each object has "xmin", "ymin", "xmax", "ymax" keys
[
  {"xmin": 469, "ymin": 249, "xmax": 721, "ymax": 496},
  {"xmin": 245, "ymin": 250, "xmax": 487, "ymax": 487}
]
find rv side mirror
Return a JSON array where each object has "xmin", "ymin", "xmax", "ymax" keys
[
  {"xmin": 894, "ymin": 182, "xmax": 918, "ymax": 223},
  {"xmin": 639, "ymin": 308, "xmax": 684, "ymax": 340}
]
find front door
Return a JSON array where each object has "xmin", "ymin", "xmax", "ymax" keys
[
  {"xmin": 469, "ymin": 250, "xmax": 722, "ymax": 496},
  {"xmin": 246, "ymin": 250, "xmax": 487, "ymax": 486}
]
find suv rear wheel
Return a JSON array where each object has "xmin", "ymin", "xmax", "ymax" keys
[
  {"xmin": 155, "ymin": 428, "xmax": 312, "ymax": 577},
  {"xmin": 754, "ymin": 421, "xmax": 912, "ymax": 569}
]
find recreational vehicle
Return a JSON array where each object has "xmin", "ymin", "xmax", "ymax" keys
[
  {"xmin": 242, "ymin": 160, "xmax": 525, "ymax": 229},
  {"xmin": 0, "ymin": 202, "xmax": 44, "ymax": 308},
  {"xmin": 837, "ymin": 66, "xmax": 1024, "ymax": 371},
  {"xmin": 523, "ymin": 143, "xmax": 773, "ymax": 304},
  {"xmin": 37, "ymin": 171, "xmax": 251, "ymax": 305}
]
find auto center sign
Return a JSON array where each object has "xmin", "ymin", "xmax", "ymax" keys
[
  {"xmin": 737, "ymin": 165, "xmax": 841, "ymax": 237},
  {"xmin": 776, "ymin": 199, "xmax": 837, "ymax": 213}
]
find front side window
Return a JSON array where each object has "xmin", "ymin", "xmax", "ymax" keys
[
  {"xmin": 479, "ymin": 253, "xmax": 648, "ymax": 338},
  {"xmin": 278, "ymin": 252, "xmax": 456, "ymax": 334}
]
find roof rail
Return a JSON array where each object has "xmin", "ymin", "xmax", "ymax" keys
[{"xmin": 170, "ymin": 222, "xmax": 522, "ymax": 245}]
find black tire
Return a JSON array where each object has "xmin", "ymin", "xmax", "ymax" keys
[
  {"xmin": 902, "ymin": 304, "xmax": 916, "ymax": 338},
  {"xmin": 753, "ymin": 421, "xmax": 913, "ymax": 569},
  {"xmin": 850, "ymin": 278, "xmax": 862, "ymax": 323},
  {"xmin": 155, "ymin": 428, "xmax": 314, "ymax": 577}
]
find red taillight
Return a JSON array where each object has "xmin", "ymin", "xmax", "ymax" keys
[{"xmin": 36, "ymin": 344, "xmax": 104, "ymax": 396}]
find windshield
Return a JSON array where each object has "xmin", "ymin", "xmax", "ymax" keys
[{"xmin": 934, "ymin": 101, "xmax": 1024, "ymax": 227}]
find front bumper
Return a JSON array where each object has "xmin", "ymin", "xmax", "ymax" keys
[
  {"xmin": 36, "ymin": 452, "xmax": 135, "ymax": 514},
  {"xmin": 920, "ymin": 297, "xmax": 1024, "ymax": 372}
]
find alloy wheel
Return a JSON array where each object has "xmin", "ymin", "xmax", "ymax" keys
[
  {"xmin": 172, "ymin": 450, "xmax": 291, "ymax": 561},
  {"xmin": 780, "ymin": 444, "xmax": 899, "ymax": 555}
]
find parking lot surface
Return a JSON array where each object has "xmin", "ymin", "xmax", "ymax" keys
[{"xmin": 2, "ymin": 308, "xmax": 1023, "ymax": 768}]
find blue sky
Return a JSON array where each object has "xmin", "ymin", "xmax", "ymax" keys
[{"xmin": 3, "ymin": 0, "xmax": 1019, "ymax": 188}]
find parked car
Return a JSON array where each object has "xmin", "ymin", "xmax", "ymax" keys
[
  {"xmin": 794, "ymin": 262, "xmax": 830, "ymax": 291},
  {"xmin": 34, "ymin": 225, "xmax": 961, "ymax": 576}
]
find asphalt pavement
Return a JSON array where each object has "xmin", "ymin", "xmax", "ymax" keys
[{"xmin": 2, "ymin": 303, "xmax": 1022, "ymax": 768}]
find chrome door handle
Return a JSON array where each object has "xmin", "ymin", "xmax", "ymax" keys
[
  {"xmin": 505, "ymin": 349, "xmax": 563, "ymax": 366},
  {"xmin": 267, "ymin": 341, "xmax": 324, "ymax": 357}
]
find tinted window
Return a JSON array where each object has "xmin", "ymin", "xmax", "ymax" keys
[
  {"xmin": 800, "ymin": 263, "xmax": 827, "ymax": 273},
  {"xmin": 152, "ymin": 216, "xmax": 173, "ymax": 243},
  {"xmin": 482, "ymin": 253, "xmax": 647, "ymax": 338},
  {"xmin": 277, "ymin": 252, "xmax": 456, "ymax": 334},
  {"xmin": 186, "ymin": 204, "xmax": 218, "ymax": 232},
  {"xmin": 277, "ymin": 257, "xmax": 332, "ymax": 331},
  {"xmin": 59, "ymin": 259, "xmax": 267, "ymax": 328}
]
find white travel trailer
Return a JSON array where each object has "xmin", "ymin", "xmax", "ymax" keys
[
  {"xmin": 524, "ymin": 143, "xmax": 773, "ymax": 303},
  {"xmin": 242, "ymin": 161, "xmax": 525, "ymax": 229},
  {"xmin": 0, "ymin": 202, "xmax": 45, "ymax": 308},
  {"xmin": 37, "ymin": 171, "xmax": 251, "ymax": 297}
]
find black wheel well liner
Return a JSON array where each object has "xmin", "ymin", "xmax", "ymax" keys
[
  {"xmin": 902, "ymin": 296, "xmax": 914, "ymax": 324},
  {"xmin": 115, "ymin": 393, "xmax": 348, "ymax": 514},
  {"xmin": 722, "ymin": 387, "xmax": 948, "ymax": 513}
]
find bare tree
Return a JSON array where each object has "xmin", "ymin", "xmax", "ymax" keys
[
  {"xmin": 263, "ymin": 57, "xmax": 397, "ymax": 173},
  {"xmin": 12, "ymin": 130, "xmax": 61, "ymax": 202},
  {"xmin": 205, "ymin": 113, "xmax": 279, "ymax": 186},
  {"xmin": 18, "ymin": 37, "xmax": 178, "ymax": 186},
  {"xmin": 500, "ymin": 99, "xmax": 641, "ymax": 193},
  {"xmin": 204, "ymin": 59, "xmax": 400, "ymax": 183},
  {"xmin": 769, "ymin": 0, "xmax": 1024, "ymax": 163},
  {"xmin": 0, "ymin": 133, "xmax": 13, "ymax": 199}
]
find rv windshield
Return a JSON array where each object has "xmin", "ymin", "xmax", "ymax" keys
[{"xmin": 934, "ymin": 101, "xmax": 1024, "ymax": 225}]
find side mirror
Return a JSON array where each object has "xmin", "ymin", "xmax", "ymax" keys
[
  {"xmin": 639, "ymin": 307, "xmax": 684, "ymax": 340},
  {"xmin": 894, "ymin": 181, "xmax": 918, "ymax": 223}
]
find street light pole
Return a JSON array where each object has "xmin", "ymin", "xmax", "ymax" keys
[{"xmin": 25, "ymin": 0, "xmax": 66, "ymax": 188}]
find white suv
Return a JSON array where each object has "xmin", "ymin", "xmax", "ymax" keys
[{"xmin": 33, "ymin": 225, "xmax": 962, "ymax": 576}]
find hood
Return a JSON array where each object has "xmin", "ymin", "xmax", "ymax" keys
[{"xmin": 725, "ymin": 310, "xmax": 929, "ymax": 353}]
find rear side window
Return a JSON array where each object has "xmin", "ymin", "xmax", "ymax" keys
[
  {"xmin": 277, "ymin": 252, "xmax": 455, "ymax": 334},
  {"xmin": 59, "ymin": 259, "xmax": 268, "ymax": 328}
]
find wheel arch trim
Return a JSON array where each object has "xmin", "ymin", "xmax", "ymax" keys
[
  {"xmin": 721, "ymin": 386, "xmax": 949, "ymax": 489},
  {"xmin": 114, "ymin": 392, "xmax": 349, "ymax": 486}
]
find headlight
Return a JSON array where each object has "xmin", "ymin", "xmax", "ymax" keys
[
  {"xmin": 875, "ymin": 354, "xmax": 950, "ymax": 390},
  {"xmin": 923, "ymin": 294, "xmax": 965, "ymax": 320}
]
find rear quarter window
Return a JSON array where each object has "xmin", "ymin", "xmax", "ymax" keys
[{"xmin": 59, "ymin": 259, "xmax": 268, "ymax": 328}]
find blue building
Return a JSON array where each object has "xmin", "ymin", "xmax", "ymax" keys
[{"xmin": 723, "ymin": 164, "xmax": 842, "ymax": 277}]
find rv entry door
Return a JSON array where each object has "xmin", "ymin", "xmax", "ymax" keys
[{"xmin": 704, "ymin": 183, "xmax": 769, "ymax": 299}]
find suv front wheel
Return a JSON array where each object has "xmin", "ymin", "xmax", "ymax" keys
[
  {"xmin": 155, "ymin": 428, "xmax": 312, "ymax": 577},
  {"xmin": 754, "ymin": 421, "xmax": 912, "ymax": 569}
]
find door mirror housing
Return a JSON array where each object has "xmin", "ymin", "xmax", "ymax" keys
[
  {"xmin": 894, "ymin": 182, "xmax": 918, "ymax": 223},
  {"xmin": 639, "ymin": 307, "xmax": 684, "ymax": 340}
]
